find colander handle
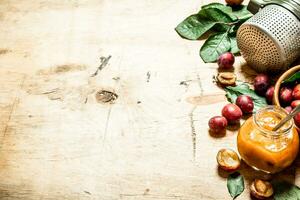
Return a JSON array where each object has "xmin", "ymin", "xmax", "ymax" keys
[
  {"xmin": 248, "ymin": 0, "xmax": 300, "ymax": 19},
  {"xmin": 247, "ymin": 0, "xmax": 272, "ymax": 14}
]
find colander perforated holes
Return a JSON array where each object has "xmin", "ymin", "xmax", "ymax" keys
[
  {"xmin": 237, "ymin": 25, "xmax": 281, "ymax": 72},
  {"xmin": 237, "ymin": 5, "xmax": 300, "ymax": 72}
]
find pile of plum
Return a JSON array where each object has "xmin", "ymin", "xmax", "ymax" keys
[
  {"xmin": 279, "ymin": 83, "xmax": 300, "ymax": 127},
  {"xmin": 209, "ymin": 74, "xmax": 275, "ymax": 132}
]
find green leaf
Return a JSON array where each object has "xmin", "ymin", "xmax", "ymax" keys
[
  {"xmin": 202, "ymin": 3, "xmax": 231, "ymax": 12},
  {"xmin": 273, "ymin": 181, "xmax": 300, "ymax": 200},
  {"xmin": 199, "ymin": 7, "xmax": 234, "ymax": 32},
  {"xmin": 213, "ymin": 24, "xmax": 231, "ymax": 33},
  {"xmin": 229, "ymin": 24, "xmax": 239, "ymax": 36},
  {"xmin": 199, "ymin": 6, "xmax": 233, "ymax": 22},
  {"xmin": 200, "ymin": 32, "xmax": 231, "ymax": 63},
  {"xmin": 175, "ymin": 3, "xmax": 254, "ymax": 63},
  {"xmin": 227, "ymin": 172, "xmax": 244, "ymax": 199},
  {"xmin": 201, "ymin": 3, "xmax": 237, "ymax": 21},
  {"xmin": 224, "ymin": 83, "xmax": 268, "ymax": 111},
  {"xmin": 175, "ymin": 14, "xmax": 216, "ymax": 40},
  {"xmin": 232, "ymin": 5, "xmax": 253, "ymax": 20},
  {"xmin": 282, "ymin": 71, "xmax": 300, "ymax": 84},
  {"xmin": 229, "ymin": 20, "xmax": 247, "ymax": 37},
  {"xmin": 225, "ymin": 83, "xmax": 247, "ymax": 104},
  {"xmin": 230, "ymin": 37, "xmax": 239, "ymax": 54}
]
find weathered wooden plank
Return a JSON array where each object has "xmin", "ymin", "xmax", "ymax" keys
[{"xmin": 0, "ymin": 0, "xmax": 298, "ymax": 199}]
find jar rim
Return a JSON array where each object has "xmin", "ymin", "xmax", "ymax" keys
[{"xmin": 253, "ymin": 106, "xmax": 293, "ymax": 137}]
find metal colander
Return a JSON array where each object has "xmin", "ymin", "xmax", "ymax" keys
[{"xmin": 237, "ymin": 1, "xmax": 300, "ymax": 73}]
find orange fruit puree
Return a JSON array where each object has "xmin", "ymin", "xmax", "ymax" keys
[{"xmin": 238, "ymin": 111, "xmax": 299, "ymax": 173}]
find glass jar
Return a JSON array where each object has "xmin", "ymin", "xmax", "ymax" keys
[{"xmin": 237, "ymin": 106, "xmax": 299, "ymax": 174}]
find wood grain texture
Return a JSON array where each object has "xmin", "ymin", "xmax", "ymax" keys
[{"xmin": 0, "ymin": 0, "xmax": 299, "ymax": 199}]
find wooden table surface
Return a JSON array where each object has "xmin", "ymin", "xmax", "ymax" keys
[{"xmin": 0, "ymin": 0, "xmax": 299, "ymax": 199}]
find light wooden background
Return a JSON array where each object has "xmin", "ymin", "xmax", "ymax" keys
[{"xmin": 0, "ymin": 0, "xmax": 299, "ymax": 199}]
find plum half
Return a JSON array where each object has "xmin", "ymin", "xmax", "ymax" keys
[{"xmin": 216, "ymin": 149, "xmax": 240, "ymax": 172}]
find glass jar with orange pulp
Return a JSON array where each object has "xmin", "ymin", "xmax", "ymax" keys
[{"xmin": 237, "ymin": 106, "xmax": 299, "ymax": 174}]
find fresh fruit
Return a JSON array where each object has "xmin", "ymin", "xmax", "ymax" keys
[
  {"xmin": 291, "ymin": 100, "xmax": 300, "ymax": 108},
  {"xmin": 225, "ymin": 0, "xmax": 244, "ymax": 6},
  {"xmin": 254, "ymin": 74, "xmax": 270, "ymax": 96},
  {"xmin": 236, "ymin": 95, "xmax": 254, "ymax": 114},
  {"xmin": 208, "ymin": 116, "xmax": 228, "ymax": 132},
  {"xmin": 265, "ymin": 86, "xmax": 274, "ymax": 104},
  {"xmin": 250, "ymin": 179, "xmax": 273, "ymax": 199},
  {"xmin": 216, "ymin": 72, "xmax": 236, "ymax": 86},
  {"xmin": 285, "ymin": 106, "xmax": 293, "ymax": 113},
  {"xmin": 280, "ymin": 87, "xmax": 293, "ymax": 105},
  {"xmin": 292, "ymin": 84, "xmax": 300, "ymax": 100},
  {"xmin": 222, "ymin": 104, "xmax": 243, "ymax": 123},
  {"xmin": 217, "ymin": 52, "xmax": 235, "ymax": 69},
  {"xmin": 294, "ymin": 113, "xmax": 300, "ymax": 127},
  {"xmin": 216, "ymin": 149, "xmax": 240, "ymax": 172}
]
